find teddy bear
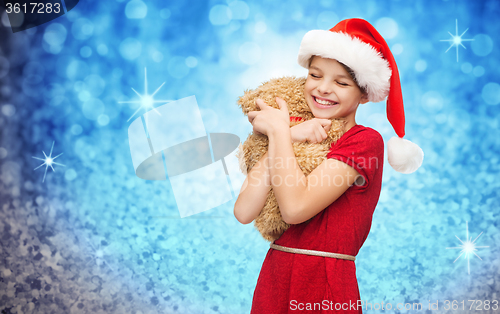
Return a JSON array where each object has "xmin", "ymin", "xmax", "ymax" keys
[{"xmin": 236, "ymin": 76, "xmax": 348, "ymax": 242}]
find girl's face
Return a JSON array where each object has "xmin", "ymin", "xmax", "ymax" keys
[{"xmin": 304, "ymin": 56, "xmax": 369, "ymax": 123}]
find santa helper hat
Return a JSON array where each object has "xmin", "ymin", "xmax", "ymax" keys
[{"xmin": 298, "ymin": 18, "xmax": 424, "ymax": 174}]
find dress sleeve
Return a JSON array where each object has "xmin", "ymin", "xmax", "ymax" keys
[{"xmin": 326, "ymin": 127, "xmax": 384, "ymax": 189}]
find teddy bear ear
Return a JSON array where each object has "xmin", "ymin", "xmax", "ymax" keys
[{"xmin": 387, "ymin": 137, "xmax": 424, "ymax": 174}]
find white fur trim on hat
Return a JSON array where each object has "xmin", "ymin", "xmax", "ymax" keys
[{"xmin": 298, "ymin": 30, "xmax": 392, "ymax": 103}]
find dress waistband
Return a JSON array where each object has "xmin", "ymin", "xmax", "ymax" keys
[{"xmin": 270, "ymin": 243, "xmax": 356, "ymax": 261}]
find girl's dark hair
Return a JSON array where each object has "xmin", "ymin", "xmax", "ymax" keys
[{"xmin": 337, "ymin": 62, "xmax": 367, "ymax": 95}]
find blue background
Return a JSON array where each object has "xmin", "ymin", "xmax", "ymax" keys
[{"xmin": 0, "ymin": 0, "xmax": 499, "ymax": 313}]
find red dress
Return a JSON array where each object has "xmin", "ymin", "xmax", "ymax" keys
[{"xmin": 251, "ymin": 124, "xmax": 384, "ymax": 313}]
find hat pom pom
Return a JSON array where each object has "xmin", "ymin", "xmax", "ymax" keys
[{"xmin": 387, "ymin": 136, "xmax": 424, "ymax": 174}]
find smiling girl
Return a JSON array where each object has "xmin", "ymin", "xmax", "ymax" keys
[{"xmin": 234, "ymin": 18, "xmax": 423, "ymax": 313}]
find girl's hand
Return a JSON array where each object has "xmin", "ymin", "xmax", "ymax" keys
[
  {"xmin": 290, "ymin": 118, "xmax": 332, "ymax": 143},
  {"xmin": 248, "ymin": 97, "xmax": 290, "ymax": 136}
]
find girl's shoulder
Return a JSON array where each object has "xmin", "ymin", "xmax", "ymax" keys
[
  {"xmin": 327, "ymin": 124, "xmax": 384, "ymax": 189},
  {"xmin": 335, "ymin": 124, "xmax": 384, "ymax": 148}
]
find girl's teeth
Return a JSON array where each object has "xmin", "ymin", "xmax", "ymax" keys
[{"xmin": 315, "ymin": 97, "xmax": 336, "ymax": 106}]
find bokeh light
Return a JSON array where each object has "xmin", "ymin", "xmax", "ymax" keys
[
  {"xmin": 119, "ymin": 37, "xmax": 142, "ymax": 60},
  {"xmin": 471, "ymin": 34, "xmax": 493, "ymax": 57},
  {"xmin": 482, "ymin": 82, "xmax": 500, "ymax": 105},
  {"xmin": 71, "ymin": 18, "xmax": 94, "ymax": 40},
  {"xmin": 125, "ymin": 0, "xmax": 148, "ymax": 19},
  {"xmin": 461, "ymin": 62, "xmax": 473, "ymax": 73},
  {"xmin": 209, "ymin": 4, "xmax": 232, "ymax": 25},
  {"xmin": 43, "ymin": 23, "xmax": 67, "ymax": 46},
  {"xmin": 415, "ymin": 59, "xmax": 427, "ymax": 72},
  {"xmin": 376, "ymin": 17, "xmax": 398, "ymax": 39},
  {"xmin": 473, "ymin": 65, "xmax": 485, "ymax": 77}
]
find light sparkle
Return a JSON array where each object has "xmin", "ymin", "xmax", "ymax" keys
[
  {"xmin": 84, "ymin": 238, "xmax": 115, "ymax": 274},
  {"xmin": 32, "ymin": 141, "xmax": 65, "ymax": 183},
  {"xmin": 119, "ymin": 68, "xmax": 172, "ymax": 122},
  {"xmin": 440, "ymin": 19, "xmax": 474, "ymax": 62},
  {"xmin": 446, "ymin": 221, "xmax": 489, "ymax": 275}
]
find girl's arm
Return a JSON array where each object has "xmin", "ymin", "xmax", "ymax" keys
[
  {"xmin": 233, "ymin": 119, "xmax": 330, "ymax": 224},
  {"xmin": 247, "ymin": 98, "xmax": 360, "ymax": 225},
  {"xmin": 233, "ymin": 152, "xmax": 271, "ymax": 224},
  {"xmin": 267, "ymin": 127, "xmax": 359, "ymax": 224}
]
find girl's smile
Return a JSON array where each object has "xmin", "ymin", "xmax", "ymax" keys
[
  {"xmin": 311, "ymin": 95, "xmax": 339, "ymax": 108},
  {"xmin": 304, "ymin": 56, "xmax": 369, "ymax": 129}
]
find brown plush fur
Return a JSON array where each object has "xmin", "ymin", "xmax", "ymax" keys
[{"xmin": 236, "ymin": 76, "xmax": 348, "ymax": 242}]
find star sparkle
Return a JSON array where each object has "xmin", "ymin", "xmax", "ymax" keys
[
  {"xmin": 446, "ymin": 221, "xmax": 489, "ymax": 275},
  {"xmin": 32, "ymin": 141, "xmax": 65, "ymax": 183},
  {"xmin": 119, "ymin": 68, "xmax": 172, "ymax": 123},
  {"xmin": 84, "ymin": 238, "xmax": 116, "ymax": 274},
  {"xmin": 440, "ymin": 19, "xmax": 474, "ymax": 62}
]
